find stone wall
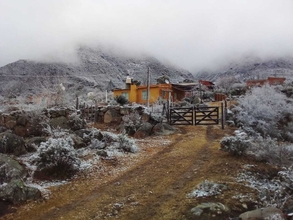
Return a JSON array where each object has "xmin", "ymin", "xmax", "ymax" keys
[
  {"xmin": 0, "ymin": 107, "xmax": 78, "ymax": 137},
  {"xmin": 81, "ymin": 105, "xmax": 151, "ymax": 124}
]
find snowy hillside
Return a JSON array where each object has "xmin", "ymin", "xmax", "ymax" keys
[
  {"xmin": 0, "ymin": 46, "xmax": 194, "ymax": 98},
  {"xmin": 194, "ymin": 56, "xmax": 293, "ymax": 82}
]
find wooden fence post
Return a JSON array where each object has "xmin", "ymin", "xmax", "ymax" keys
[{"xmin": 221, "ymin": 102, "xmax": 225, "ymax": 129}]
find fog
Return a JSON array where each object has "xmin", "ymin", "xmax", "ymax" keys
[{"xmin": 1, "ymin": 0, "xmax": 293, "ymax": 71}]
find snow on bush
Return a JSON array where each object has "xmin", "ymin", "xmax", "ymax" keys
[
  {"xmin": 122, "ymin": 112, "xmax": 142, "ymax": 135},
  {"xmin": 118, "ymin": 132, "xmax": 139, "ymax": 153},
  {"xmin": 221, "ymin": 130, "xmax": 293, "ymax": 166},
  {"xmin": 33, "ymin": 136, "xmax": 81, "ymax": 179},
  {"xmin": 88, "ymin": 129, "xmax": 139, "ymax": 154},
  {"xmin": 237, "ymin": 168, "xmax": 293, "ymax": 209},
  {"xmin": 220, "ymin": 135, "xmax": 252, "ymax": 156},
  {"xmin": 187, "ymin": 180, "xmax": 228, "ymax": 198},
  {"xmin": 233, "ymin": 85, "xmax": 292, "ymax": 140}
]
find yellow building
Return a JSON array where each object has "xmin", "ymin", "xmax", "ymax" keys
[{"xmin": 113, "ymin": 83, "xmax": 172, "ymax": 105}]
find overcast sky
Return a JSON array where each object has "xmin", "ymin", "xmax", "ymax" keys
[{"xmin": 1, "ymin": 0, "xmax": 293, "ymax": 71}]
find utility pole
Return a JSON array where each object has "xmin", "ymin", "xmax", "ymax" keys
[{"xmin": 146, "ymin": 67, "xmax": 150, "ymax": 108}]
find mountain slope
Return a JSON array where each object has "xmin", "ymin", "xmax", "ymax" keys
[
  {"xmin": 194, "ymin": 57, "xmax": 293, "ymax": 82},
  {"xmin": 0, "ymin": 47, "xmax": 194, "ymax": 97}
]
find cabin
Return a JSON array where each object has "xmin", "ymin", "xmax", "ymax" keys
[
  {"xmin": 246, "ymin": 77, "xmax": 286, "ymax": 87},
  {"xmin": 113, "ymin": 77, "xmax": 214, "ymax": 105},
  {"xmin": 113, "ymin": 77, "xmax": 173, "ymax": 104}
]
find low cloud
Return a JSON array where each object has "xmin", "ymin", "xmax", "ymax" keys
[{"xmin": 1, "ymin": 0, "xmax": 293, "ymax": 71}]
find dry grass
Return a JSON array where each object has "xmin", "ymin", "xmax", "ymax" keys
[{"xmin": 2, "ymin": 124, "xmax": 278, "ymax": 220}]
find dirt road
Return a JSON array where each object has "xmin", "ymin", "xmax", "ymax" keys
[{"xmin": 4, "ymin": 125, "xmax": 252, "ymax": 220}]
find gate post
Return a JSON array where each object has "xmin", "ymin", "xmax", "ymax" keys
[{"xmin": 221, "ymin": 102, "xmax": 225, "ymax": 129}]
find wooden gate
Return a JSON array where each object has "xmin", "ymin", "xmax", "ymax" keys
[
  {"xmin": 195, "ymin": 106, "xmax": 219, "ymax": 125},
  {"xmin": 169, "ymin": 107, "xmax": 194, "ymax": 125},
  {"xmin": 169, "ymin": 106, "xmax": 220, "ymax": 126}
]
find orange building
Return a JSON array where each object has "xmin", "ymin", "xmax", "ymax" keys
[{"xmin": 113, "ymin": 83, "xmax": 173, "ymax": 104}]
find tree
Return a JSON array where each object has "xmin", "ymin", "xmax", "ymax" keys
[
  {"xmin": 114, "ymin": 95, "xmax": 128, "ymax": 106},
  {"xmin": 233, "ymin": 85, "xmax": 292, "ymax": 139}
]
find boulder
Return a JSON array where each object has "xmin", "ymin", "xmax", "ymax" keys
[
  {"xmin": 190, "ymin": 202, "xmax": 230, "ymax": 218},
  {"xmin": 49, "ymin": 116, "xmax": 69, "ymax": 129},
  {"xmin": 0, "ymin": 132, "xmax": 26, "ymax": 156},
  {"xmin": 0, "ymin": 154, "xmax": 41, "ymax": 204},
  {"xmin": 152, "ymin": 123, "xmax": 177, "ymax": 135},
  {"xmin": 16, "ymin": 115, "xmax": 29, "ymax": 126},
  {"xmin": 0, "ymin": 154, "xmax": 26, "ymax": 182},
  {"xmin": 104, "ymin": 108, "xmax": 122, "ymax": 124},
  {"xmin": 14, "ymin": 125, "xmax": 28, "ymax": 137},
  {"xmin": 239, "ymin": 207, "xmax": 285, "ymax": 220},
  {"xmin": 134, "ymin": 122, "xmax": 153, "ymax": 139},
  {"xmin": 0, "ymin": 179, "xmax": 42, "ymax": 204}
]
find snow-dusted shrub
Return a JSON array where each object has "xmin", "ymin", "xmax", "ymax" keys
[
  {"xmin": 220, "ymin": 136, "xmax": 252, "ymax": 156},
  {"xmin": 247, "ymin": 137, "xmax": 293, "ymax": 166},
  {"xmin": 33, "ymin": 136, "xmax": 81, "ymax": 179},
  {"xmin": 122, "ymin": 112, "xmax": 141, "ymax": 135},
  {"xmin": 118, "ymin": 133, "xmax": 139, "ymax": 153},
  {"xmin": 88, "ymin": 129, "xmax": 139, "ymax": 154},
  {"xmin": 187, "ymin": 180, "xmax": 228, "ymax": 198},
  {"xmin": 234, "ymin": 85, "xmax": 292, "ymax": 140},
  {"xmin": 237, "ymin": 171, "xmax": 291, "ymax": 209},
  {"xmin": 282, "ymin": 122, "xmax": 293, "ymax": 143}
]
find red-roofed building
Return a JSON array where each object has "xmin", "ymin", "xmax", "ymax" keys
[{"xmin": 246, "ymin": 77, "xmax": 286, "ymax": 87}]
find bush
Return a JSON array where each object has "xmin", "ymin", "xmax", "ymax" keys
[
  {"xmin": 220, "ymin": 136, "xmax": 252, "ymax": 156},
  {"xmin": 114, "ymin": 95, "xmax": 128, "ymax": 106},
  {"xmin": 118, "ymin": 132, "xmax": 139, "ymax": 153},
  {"xmin": 33, "ymin": 136, "xmax": 81, "ymax": 180},
  {"xmin": 233, "ymin": 85, "xmax": 293, "ymax": 140},
  {"xmin": 121, "ymin": 112, "xmax": 141, "ymax": 135}
]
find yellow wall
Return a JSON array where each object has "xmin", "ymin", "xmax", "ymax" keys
[{"xmin": 113, "ymin": 84, "xmax": 172, "ymax": 104}]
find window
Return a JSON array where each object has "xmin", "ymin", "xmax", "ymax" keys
[
  {"xmin": 142, "ymin": 90, "xmax": 147, "ymax": 100},
  {"xmin": 162, "ymin": 90, "xmax": 166, "ymax": 98},
  {"xmin": 121, "ymin": 92, "xmax": 129, "ymax": 100}
]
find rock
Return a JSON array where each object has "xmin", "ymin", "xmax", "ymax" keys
[
  {"xmin": 49, "ymin": 116, "xmax": 69, "ymax": 129},
  {"xmin": 190, "ymin": 202, "xmax": 230, "ymax": 218},
  {"xmin": 0, "ymin": 154, "xmax": 26, "ymax": 182},
  {"xmin": 134, "ymin": 122, "xmax": 153, "ymax": 139},
  {"xmin": 141, "ymin": 112, "xmax": 150, "ymax": 122},
  {"xmin": 96, "ymin": 150, "xmax": 108, "ymax": 157},
  {"xmin": 152, "ymin": 123, "xmax": 177, "ymax": 135},
  {"xmin": 0, "ymin": 132, "xmax": 26, "ymax": 156},
  {"xmin": 0, "ymin": 126, "xmax": 7, "ymax": 133},
  {"xmin": 0, "ymin": 179, "xmax": 42, "ymax": 204},
  {"xmin": 0, "ymin": 154, "xmax": 41, "ymax": 204},
  {"xmin": 14, "ymin": 125, "xmax": 28, "ymax": 137},
  {"xmin": 239, "ymin": 207, "xmax": 285, "ymax": 220},
  {"xmin": 104, "ymin": 108, "xmax": 121, "ymax": 124},
  {"xmin": 120, "ymin": 107, "xmax": 131, "ymax": 115},
  {"xmin": 16, "ymin": 115, "xmax": 29, "ymax": 126}
]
